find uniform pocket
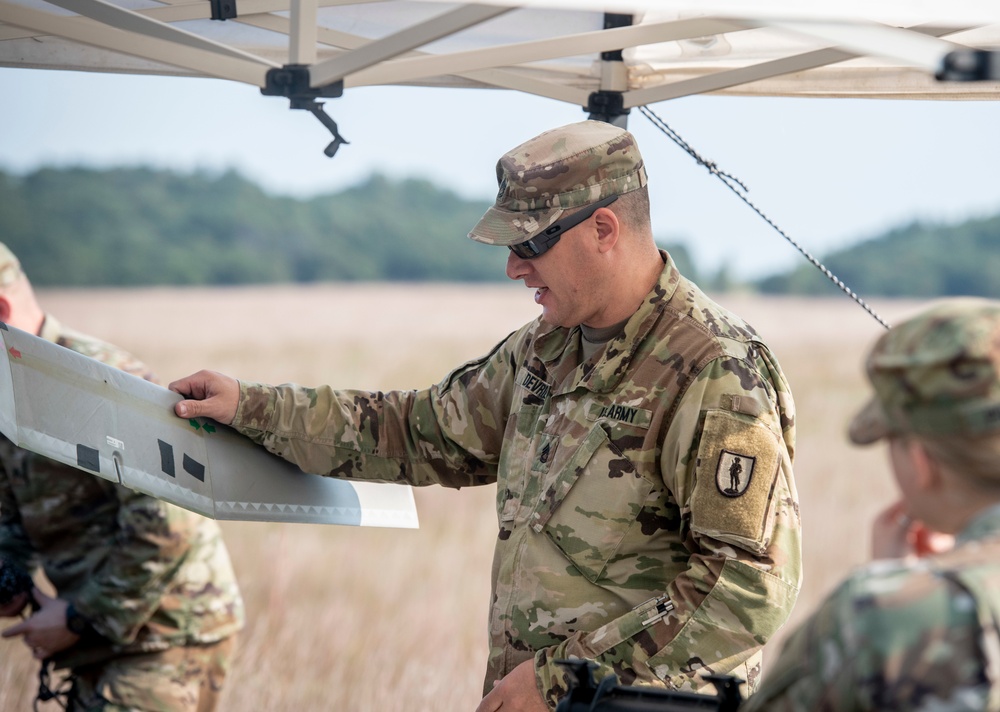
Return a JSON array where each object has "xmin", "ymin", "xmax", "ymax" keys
[
  {"xmin": 530, "ymin": 425, "xmax": 654, "ymax": 582},
  {"xmin": 497, "ymin": 404, "xmax": 542, "ymax": 523}
]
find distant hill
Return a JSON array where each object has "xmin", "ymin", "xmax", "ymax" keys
[
  {"xmin": 0, "ymin": 167, "xmax": 700, "ymax": 287},
  {"xmin": 757, "ymin": 214, "xmax": 1000, "ymax": 297}
]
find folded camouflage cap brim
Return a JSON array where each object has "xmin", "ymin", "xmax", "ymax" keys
[
  {"xmin": 849, "ymin": 298, "xmax": 1000, "ymax": 445},
  {"xmin": 468, "ymin": 120, "xmax": 648, "ymax": 247},
  {"xmin": 0, "ymin": 243, "xmax": 22, "ymax": 287}
]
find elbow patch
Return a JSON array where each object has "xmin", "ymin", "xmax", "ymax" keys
[{"xmin": 690, "ymin": 409, "xmax": 781, "ymax": 553}]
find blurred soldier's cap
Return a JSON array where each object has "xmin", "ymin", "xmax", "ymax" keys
[
  {"xmin": 849, "ymin": 298, "xmax": 1000, "ymax": 445},
  {"xmin": 468, "ymin": 120, "xmax": 648, "ymax": 247},
  {"xmin": 0, "ymin": 243, "xmax": 22, "ymax": 287}
]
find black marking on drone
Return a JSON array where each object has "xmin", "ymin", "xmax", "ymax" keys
[
  {"xmin": 183, "ymin": 454, "xmax": 206, "ymax": 482},
  {"xmin": 76, "ymin": 444, "xmax": 100, "ymax": 473},
  {"xmin": 158, "ymin": 439, "xmax": 176, "ymax": 477}
]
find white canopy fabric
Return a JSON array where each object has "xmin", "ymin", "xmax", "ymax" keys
[{"xmin": 1, "ymin": 0, "xmax": 998, "ymax": 111}]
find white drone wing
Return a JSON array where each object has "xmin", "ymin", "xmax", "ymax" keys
[{"xmin": 0, "ymin": 322, "xmax": 418, "ymax": 529}]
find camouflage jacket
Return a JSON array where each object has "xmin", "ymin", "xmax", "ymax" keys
[
  {"xmin": 0, "ymin": 315, "xmax": 244, "ymax": 669},
  {"xmin": 231, "ymin": 253, "xmax": 802, "ymax": 706},
  {"xmin": 745, "ymin": 504, "xmax": 1000, "ymax": 712}
]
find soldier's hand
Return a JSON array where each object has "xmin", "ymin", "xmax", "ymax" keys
[
  {"xmin": 911, "ymin": 523, "xmax": 955, "ymax": 558},
  {"xmin": 476, "ymin": 659, "xmax": 549, "ymax": 712},
  {"xmin": 1, "ymin": 588, "xmax": 79, "ymax": 659},
  {"xmin": 169, "ymin": 370, "xmax": 240, "ymax": 425},
  {"xmin": 871, "ymin": 500, "xmax": 954, "ymax": 560}
]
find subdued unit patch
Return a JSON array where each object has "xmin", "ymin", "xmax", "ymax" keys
[{"xmin": 715, "ymin": 449, "xmax": 755, "ymax": 497}]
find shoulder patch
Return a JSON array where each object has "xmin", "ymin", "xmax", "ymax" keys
[
  {"xmin": 691, "ymin": 409, "xmax": 782, "ymax": 552},
  {"xmin": 715, "ymin": 450, "xmax": 755, "ymax": 497}
]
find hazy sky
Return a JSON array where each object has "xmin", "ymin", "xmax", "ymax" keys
[{"xmin": 2, "ymin": 66, "xmax": 998, "ymax": 280}]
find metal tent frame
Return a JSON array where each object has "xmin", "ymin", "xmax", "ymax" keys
[{"xmin": 2, "ymin": 1, "xmax": 998, "ymax": 106}]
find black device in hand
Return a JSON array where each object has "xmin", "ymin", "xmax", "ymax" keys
[{"xmin": 555, "ymin": 659, "xmax": 743, "ymax": 712}]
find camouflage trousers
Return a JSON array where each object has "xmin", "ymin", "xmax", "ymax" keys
[{"xmin": 66, "ymin": 637, "xmax": 237, "ymax": 712}]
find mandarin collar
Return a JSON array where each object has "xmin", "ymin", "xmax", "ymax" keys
[{"xmin": 533, "ymin": 250, "xmax": 680, "ymax": 394}]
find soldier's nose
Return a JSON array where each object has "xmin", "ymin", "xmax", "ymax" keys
[{"xmin": 506, "ymin": 250, "xmax": 531, "ymax": 281}]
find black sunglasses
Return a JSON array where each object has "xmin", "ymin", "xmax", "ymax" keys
[{"xmin": 508, "ymin": 194, "xmax": 619, "ymax": 259}]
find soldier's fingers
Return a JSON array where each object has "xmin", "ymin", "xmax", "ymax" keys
[
  {"xmin": 170, "ymin": 372, "xmax": 238, "ymax": 423},
  {"xmin": 871, "ymin": 500, "xmax": 914, "ymax": 559},
  {"xmin": 175, "ymin": 396, "xmax": 237, "ymax": 425},
  {"xmin": 872, "ymin": 500, "xmax": 907, "ymax": 525},
  {"xmin": 2, "ymin": 619, "xmax": 27, "ymax": 637},
  {"xmin": 168, "ymin": 371, "xmax": 212, "ymax": 398},
  {"xmin": 174, "ymin": 399, "xmax": 203, "ymax": 419},
  {"xmin": 474, "ymin": 693, "xmax": 503, "ymax": 712},
  {"xmin": 912, "ymin": 526, "xmax": 955, "ymax": 557}
]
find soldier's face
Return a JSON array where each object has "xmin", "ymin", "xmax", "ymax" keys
[
  {"xmin": 888, "ymin": 437, "xmax": 919, "ymax": 504},
  {"xmin": 505, "ymin": 221, "xmax": 609, "ymax": 328}
]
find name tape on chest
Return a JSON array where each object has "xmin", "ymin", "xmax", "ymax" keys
[{"xmin": 519, "ymin": 372, "xmax": 551, "ymax": 401}]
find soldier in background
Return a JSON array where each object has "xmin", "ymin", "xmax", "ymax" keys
[
  {"xmin": 169, "ymin": 121, "xmax": 802, "ymax": 711},
  {"xmin": 0, "ymin": 243, "xmax": 244, "ymax": 711},
  {"xmin": 746, "ymin": 298, "xmax": 1000, "ymax": 711}
]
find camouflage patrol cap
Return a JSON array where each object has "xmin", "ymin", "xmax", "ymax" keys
[
  {"xmin": 0, "ymin": 243, "xmax": 22, "ymax": 287},
  {"xmin": 849, "ymin": 298, "xmax": 1000, "ymax": 445},
  {"xmin": 468, "ymin": 120, "xmax": 648, "ymax": 247}
]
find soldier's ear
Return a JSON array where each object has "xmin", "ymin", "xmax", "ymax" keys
[
  {"xmin": 0, "ymin": 296, "xmax": 11, "ymax": 325},
  {"xmin": 593, "ymin": 207, "xmax": 619, "ymax": 255}
]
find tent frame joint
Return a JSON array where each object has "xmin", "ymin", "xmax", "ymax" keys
[
  {"xmin": 261, "ymin": 64, "xmax": 348, "ymax": 158},
  {"xmin": 261, "ymin": 64, "xmax": 343, "ymax": 101},
  {"xmin": 209, "ymin": 0, "xmax": 237, "ymax": 22},
  {"xmin": 586, "ymin": 90, "xmax": 629, "ymax": 126},
  {"xmin": 938, "ymin": 49, "xmax": 1000, "ymax": 81}
]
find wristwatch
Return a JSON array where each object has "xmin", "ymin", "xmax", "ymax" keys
[{"xmin": 65, "ymin": 603, "xmax": 92, "ymax": 636}]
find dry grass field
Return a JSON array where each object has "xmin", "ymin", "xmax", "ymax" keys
[{"xmin": 0, "ymin": 284, "xmax": 928, "ymax": 710}]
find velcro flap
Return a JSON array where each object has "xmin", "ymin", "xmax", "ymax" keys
[{"xmin": 690, "ymin": 409, "xmax": 780, "ymax": 553}]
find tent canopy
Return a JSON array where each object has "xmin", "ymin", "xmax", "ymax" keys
[{"xmin": 2, "ymin": 0, "xmax": 998, "ymax": 115}]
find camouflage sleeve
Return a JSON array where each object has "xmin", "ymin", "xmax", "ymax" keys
[
  {"xmin": 535, "ymin": 344, "xmax": 801, "ymax": 698},
  {"xmin": 0, "ymin": 467, "xmax": 35, "ymax": 573},
  {"xmin": 745, "ymin": 564, "xmax": 991, "ymax": 712},
  {"xmin": 740, "ymin": 586, "xmax": 850, "ymax": 712},
  {"xmin": 70, "ymin": 487, "xmax": 202, "ymax": 644},
  {"xmin": 229, "ymin": 334, "xmax": 520, "ymax": 488}
]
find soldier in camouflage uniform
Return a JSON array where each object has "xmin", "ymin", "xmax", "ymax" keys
[
  {"xmin": 745, "ymin": 298, "xmax": 1000, "ymax": 711},
  {"xmin": 0, "ymin": 244, "xmax": 244, "ymax": 711},
  {"xmin": 169, "ymin": 121, "xmax": 802, "ymax": 710}
]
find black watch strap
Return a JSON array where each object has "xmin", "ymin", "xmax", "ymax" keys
[{"xmin": 65, "ymin": 603, "xmax": 92, "ymax": 636}]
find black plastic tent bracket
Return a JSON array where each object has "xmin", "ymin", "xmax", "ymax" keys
[{"xmin": 261, "ymin": 65, "xmax": 349, "ymax": 158}]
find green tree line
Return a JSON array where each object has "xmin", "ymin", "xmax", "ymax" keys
[
  {"xmin": 757, "ymin": 214, "xmax": 1000, "ymax": 297},
  {"xmin": 0, "ymin": 167, "xmax": 504, "ymax": 286},
  {"xmin": 0, "ymin": 166, "xmax": 701, "ymax": 288},
  {"xmin": 5, "ymin": 166, "xmax": 996, "ymax": 295}
]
